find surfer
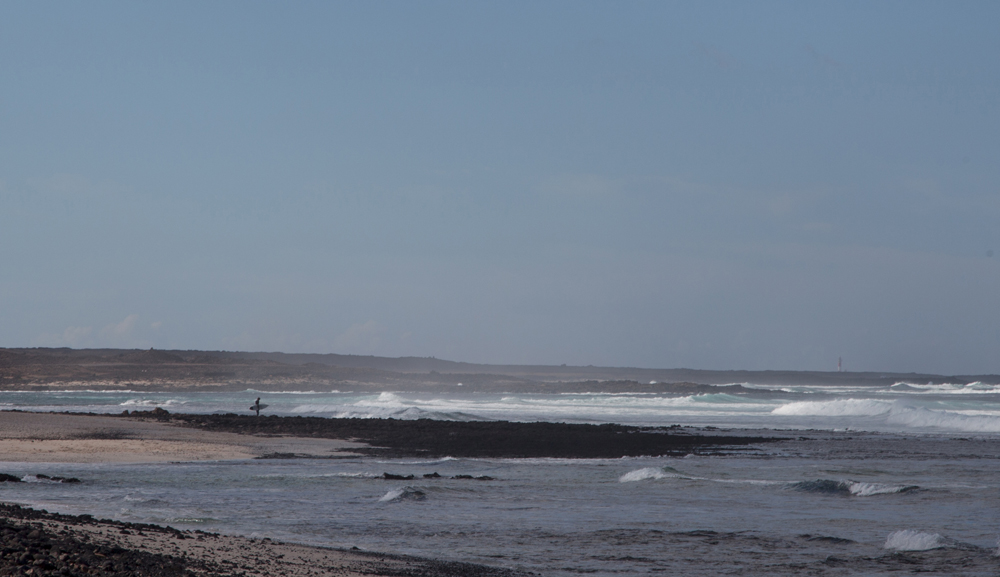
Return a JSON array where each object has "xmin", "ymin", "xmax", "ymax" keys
[{"xmin": 252, "ymin": 397, "xmax": 261, "ymax": 417}]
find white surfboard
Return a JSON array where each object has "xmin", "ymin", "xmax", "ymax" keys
[{"xmin": 250, "ymin": 403, "xmax": 269, "ymax": 411}]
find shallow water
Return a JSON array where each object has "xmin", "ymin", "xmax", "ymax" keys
[
  {"xmin": 2, "ymin": 445, "xmax": 997, "ymax": 575},
  {"xmin": 1, "ymin": 385, "xmax": 999, "ymax": 575}
]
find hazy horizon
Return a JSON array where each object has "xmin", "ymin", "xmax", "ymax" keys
[{"xmin": 2, "ymin": 2, "xmax": 998, "ymax": 374}]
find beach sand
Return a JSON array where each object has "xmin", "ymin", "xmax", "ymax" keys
[{"xmin": 0, "ymin": 411, "xmax": 367, "ymax": 463}]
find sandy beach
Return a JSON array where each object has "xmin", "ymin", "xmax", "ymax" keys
[{"xmin": 0, "ymin": 411, "xmax": 367, "ymax": 463}]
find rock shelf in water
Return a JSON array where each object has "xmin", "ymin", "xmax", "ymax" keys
[{"xmin": 138, "ymin": 411, "xmax": 782, "ymax": 458}]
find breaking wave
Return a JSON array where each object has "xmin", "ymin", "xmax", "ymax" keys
[
  {"xmin": 620, "ymin": 470, "xmax": 917, "ymax": 497},
  {"xmin": 379, "ymin": 487, "xmax": 427, "ymax": 502},
  {"xmin": 120, "ymin": 398, "xmax": 184, "ymax": 408},
  {"xmin": 771, "ymin": 399, "xmax": 1000, "ymax": 433},
  {"xmin": 890, "ymin": 382, "xmax": 1000, "ymax": 394},
  {"xmin": 618, "ymin": 467, "xmax": 684, "ymax": 482},
  {"xmin": 288, "ymin": 403, "xmax": 487, "ymax": 421},
  {"xmin": 789, "ymin": 479, "xmax": 918, "ymax": 496},
  {"xmin": 884, "ymin": 530, "xmax": 945, "ymax": 551},
  {"xmin": 772, "ymin": 399, "xmax": 892, "ymax": 417}
]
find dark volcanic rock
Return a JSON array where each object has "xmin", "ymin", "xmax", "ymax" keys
[
  {"xmin": 383, "ymin": 473, "xmax": 415, "ymax": 480},
  {"xmin": 166, "ymin": 414, "xmax": 782, "ymax": 458},
  {"xmin": 0, "ymin": 504, "xmax": 195, "ymax": 576},
  {"xmin": 34, "ymin": 474, "xmax": 82, "ymax": 483},
  {"xmin": 0, "ymin": 503, "xmax": 528, "ymax": 577}
]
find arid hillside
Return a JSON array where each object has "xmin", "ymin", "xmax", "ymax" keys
[{"xmin": 1, "ymin": 347, "xmax": 996, "ymax": 392}]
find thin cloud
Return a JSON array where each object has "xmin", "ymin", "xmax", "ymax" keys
[{"xmin": 100, "ymin": 314, "xmax": 138, "ymax": 339}]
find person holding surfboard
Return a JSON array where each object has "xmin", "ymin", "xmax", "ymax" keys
[{"xmin": 251, "ymin": 397, "xmax": 263, "ymax": 416}]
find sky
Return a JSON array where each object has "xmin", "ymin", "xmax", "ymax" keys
[{"xmin": 1, "ymin": 1, "xmax": 998, "ymax": 373}]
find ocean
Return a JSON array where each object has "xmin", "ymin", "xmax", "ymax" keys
[{"xmin": 1, "ymin": 383, "xmax": 998, "ymax": 575}]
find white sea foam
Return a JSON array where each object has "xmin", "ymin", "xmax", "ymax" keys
[
  {"xmin": 890, "ymin": 381, "xmax": 1000, "ymax": 394},
  {"xmin": 371, "ymin": 392, "xmax": 406, "ymax": 404},
  {"xmin": 243, "ymin": 389, "xmax": 328, "ymax": 394},
  {"xmin": 374, "ymin": 457, "xmax": 459, "ymax": 466},
  {"xmin": 20, "ymin": 475, "xmax": 53, "ymax": 483},
  {"xmin": 120, "ymin": 398, "xmax": 184, "ymax": 407},
  {"xmin": 884, "ymin": 407, "xmax": 1000, "ymax": 433},
  {"xmin": 771, "ymin": 399, "xmax": 892, "ymax": 417},
  {"xmin": 619, "ymin": 467, "xmax": 785, "ymax": 486},
  {"xmin": 848, "ymin": 482, "xmax": 916, "ymax": 496},
  {"xmin": 379, "ymin": 487, "xmax": 427, "ymax": 502},
  {"xmin": 884, "ymin": 530, "xmax": 944, "ymax": 551},
  {"xmin": 619, "ymin": 467, "xmax": 676, "ymax": 482},
  {"xmin": 848, "ymin": 483, "xmax": 914, "ymax": 497},
  {"xmin": 5, "ymin": 385, "xmax": 1000, "ymax": 433},
  {"xmin": 254, "ymin": 472, "xmax": 381, "ymax": 479}
]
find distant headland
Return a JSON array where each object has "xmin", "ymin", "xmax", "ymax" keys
[{"xmin": 1, "ymin": 347, "xmax": 997, "ymax": 392}]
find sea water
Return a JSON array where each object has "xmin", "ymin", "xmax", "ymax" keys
[
  {"xmin": 3, "ymin": 381, "xmax": 1000, "ymax": 432},
  {"xmin": 1, "ymin": 383, "xmax": 999, "ymax": 575}
]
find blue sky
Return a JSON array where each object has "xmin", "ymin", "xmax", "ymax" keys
[{"xmin": 2, "ymin": 1, "xmax": 998, "ymax": 373}]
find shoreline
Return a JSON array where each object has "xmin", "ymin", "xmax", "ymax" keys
[{"xmin": 0, "ymin": 503, "xmax": 523, "ymax": 577}]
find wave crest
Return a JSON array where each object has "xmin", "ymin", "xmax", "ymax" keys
[
  {"xmin": 772, "ymin": 399, "xmax": 892, "ymax": 417},
  {"xmin": 619, "ymin": 467, "xmax": 683, "ymax": 483},
  {"xmin": 790, "ymin": 479, "xmax": 917, "ymax": 496},
  {"xmin": 884, "ymin": 530, "xmax": 944, "ymax": 551},
  {"xmin": 379, "ymin": 487, "xmax": 427, "ymax": 502}
]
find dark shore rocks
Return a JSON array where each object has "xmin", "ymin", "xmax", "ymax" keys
[
  {"xmin": 34, "ymin": 474, "xmax": 81, "ymax": 483},
  {"xmin": 383, "ymin": 473, "xmax": 415, "ymax": 480},
  {"xmin": 0, "ymin": 503, "xmax": 528, "ymax": 577},
  {"xmin": 165, "ymin": 413, "xmax": 782, "ymax": 458},
  {"xmin": 386, "ymin": 472, "xmax": 494, "ymax": 481},
  {"xmin": 0, "ymin": 474, "xmax": 81, "ymax": 484},
  {"xmin": 0, "ymin": 504, "xmax": 194, "ymax": 577}
]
